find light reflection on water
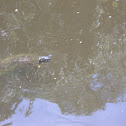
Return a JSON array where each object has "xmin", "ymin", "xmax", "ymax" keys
[{"xmin": 0, "ymin": 98, "xmax": 126, "ymax": 126}]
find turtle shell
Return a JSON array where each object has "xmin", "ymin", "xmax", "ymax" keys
[{"xmin": 0, "ymin": 54, "xmax": 40, "ymax": 74}]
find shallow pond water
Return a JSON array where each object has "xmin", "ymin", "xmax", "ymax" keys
[{"xmin": 0, "ymin": 0, "xmax": 126, "ymax": 126}]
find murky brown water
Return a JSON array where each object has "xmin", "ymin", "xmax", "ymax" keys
[{"xmin": 0, "ymin": 0, "xmax": 126, "ymax": 126}]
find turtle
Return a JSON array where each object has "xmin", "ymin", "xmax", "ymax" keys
[{"xmin": 0, "ymin": 54, "xmax": 52, "ymax": 75}]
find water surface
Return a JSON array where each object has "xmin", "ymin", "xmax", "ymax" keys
[{"xmin": 0, "ymin": 0, "xmax": 126, "ymax": 126}]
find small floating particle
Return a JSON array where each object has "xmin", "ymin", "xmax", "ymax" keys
[
  {"xmin": 49, "ymin": 2, "xmax": 52, "ymax": 6},
  {"xmin": 79, "ymin": 29, "xmax": 83, "ymax": 35},
  {"xmin": 54, "ymin": 78, "xmax": 56, "ymax": 80},
  {"xmin": 15, "ymin": 9, "xmax": 18, "ymax": 12},
  {"xmin": 109, "ymin": 16, "xmax": 112, "ymax": 18}
]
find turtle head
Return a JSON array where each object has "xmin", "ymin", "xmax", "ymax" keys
[{"xmin": 38, "ymin": 55, "xmax": 52, "ymax": 65}]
